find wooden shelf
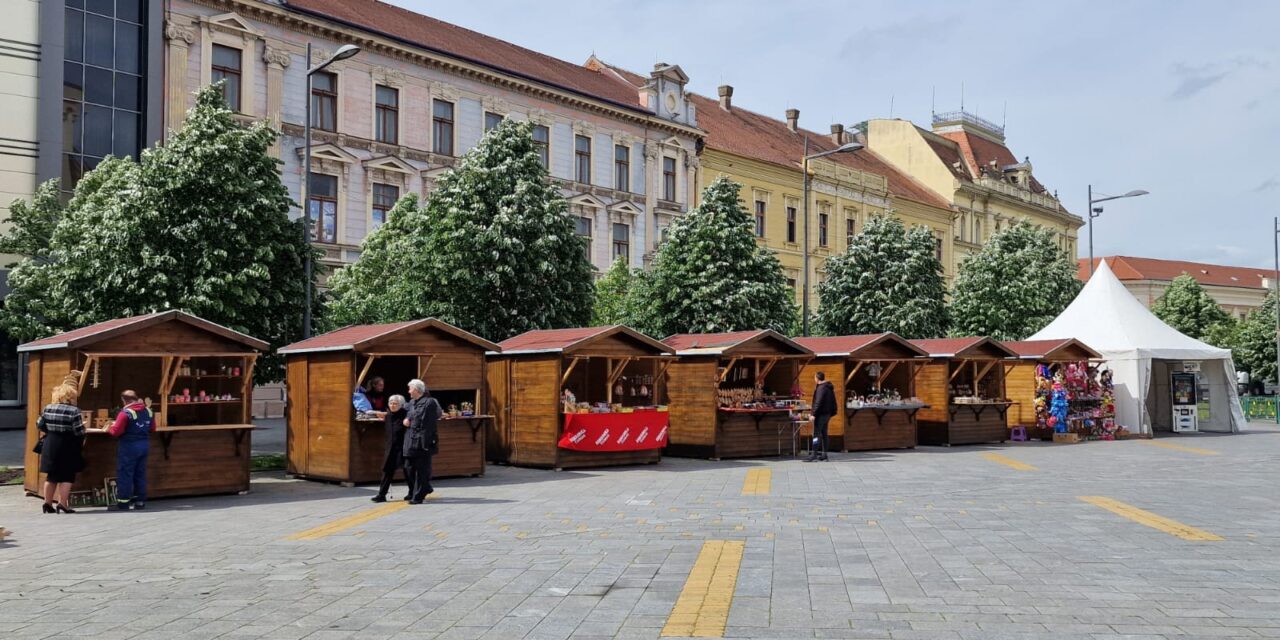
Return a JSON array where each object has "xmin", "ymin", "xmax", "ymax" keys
[
  {"xmin": 175, "ymin": 374, "xmax": 241, "ymax": 380},
  {"xmin": 168, "ymin": 400, "xmax": 242, "ymax": 407}
]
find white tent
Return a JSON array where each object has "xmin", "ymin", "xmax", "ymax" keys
[{"xmin": 1028, "ymin": 259, "xmax": 1246, "ymax": 434}]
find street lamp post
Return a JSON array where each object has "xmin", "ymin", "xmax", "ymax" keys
[
  {"xmin": 1273, "ymin": 217, "xmax": 1279, "ymax": 395},
  {"xmin": 1086, "ymin": 184, "xmax": 1148, "ymax": 277},
  {"xmin": 302, "ymin": 43, "xmax": 360, "ymax": 339},
  {"xmin": 801, "ymin": 139, "xmax": 863, "ymax": 336}
]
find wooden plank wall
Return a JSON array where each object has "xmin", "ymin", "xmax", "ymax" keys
[
  {"xmin": 508, "ymin": 355, "xmax": 560, "ymax": 468},
  {"xmin": 665, "ymin": 359, "xmax": 718, "ymax": 447},
  {"xmin": 303, "ymin": 353, "xmax": 353, "ymax": 480},
  {"xmin": 485, "ymin": 358, "xmax": 511, "ymax": 463},
  {"xmin": 285, "ymin": 356, "xmax": 308, "ymax": 475},
  {"xmin": 90, "ymin": 322, "xmax": 250, "ymax": 354},
  {"xmin": 1006, "ymin": 363, "xmax": 1038, "ymax": 427},
  {"xmin": 916, "ymin": 363, "xmax": 949, "ymax": 424},
  {"xmin": 376, "ymin": 331, "xmax": 486, "ymax": 392}
]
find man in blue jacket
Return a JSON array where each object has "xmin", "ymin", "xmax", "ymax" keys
[{"xmin": 108, "ymin": 390, "xmax": 154, "ymax": 510}]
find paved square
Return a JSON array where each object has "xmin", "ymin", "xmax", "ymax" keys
[{"xmin": 2, "ymin": 425, "xmax": 1279, "ymax": 639}]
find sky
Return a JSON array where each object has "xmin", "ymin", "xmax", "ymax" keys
[{"xmin": 388, "ymin": 0, "xmax": 1279, "ymax": 269}]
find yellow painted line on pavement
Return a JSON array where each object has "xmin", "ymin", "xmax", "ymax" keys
[
  {"xmin": 1141, "ymin": 440, "xmax": 1220, "ymax": 456},
  {"xmin": 1079, "ymin": 496, "xmax": 1223, "ymax": 541},
  {"xmin": 741, "ymin": 468, "xmax": 771, "ymax": 495},
  {"xmin": 661, "ymin": 540, "xmax": 745, "ymax": 638},
  {"xmin": 286, "ymin": 502, "xmax": 410, "ymax": 540},
  {"xmin": 981, "ymin": 452, "xmax": 1038, "ymax": 471}
]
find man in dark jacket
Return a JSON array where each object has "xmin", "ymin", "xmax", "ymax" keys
[
  {"xmin": 402, "ymin": 379, "xmax": 441, "ymax": 504},
  {"xmin": 807, "ymin": 372, "xmax": 836, "ymax": 462}
]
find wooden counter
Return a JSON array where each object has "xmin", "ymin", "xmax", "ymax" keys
[{"xmin": 918, "ymin": 402, "xmax": 1012, "ymax": 446}]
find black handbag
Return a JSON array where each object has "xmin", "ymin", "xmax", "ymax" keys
[{"xmin": 32, "ymin": 438, "xmax": 43, "ymax": 455}]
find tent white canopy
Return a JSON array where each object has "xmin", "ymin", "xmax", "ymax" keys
[{"xmin": 1028, "ymin": 259, "xmax": 1245, "ymax": 434}]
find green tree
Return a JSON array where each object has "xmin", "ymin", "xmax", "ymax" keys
[
  {"xmin": 948, "ymin": 220, "xmax": 1081, "ymax": 340},
  {"xmin": 1150, "ymin": 274, "xmax": 1232, "ymax": 341},
  {"xmin": 324, "ymin": 193, "xmax": 424, "ymax": 328},
  {"xmin": 1236, "ymin": 291, "xmax": 1278, "ymax": 384},
  {"xmin": 0, "ymin": 84, "xmax": 315, "ymax": 382},
  {"xmin": 814, "ymin": 214, "xmax": 947, "ymax": 339},
  {"xmin": 592, "ymin": 256, "xmax": 635, "ymax": 326},
  {"xmin": 0, "ymin": 179, "xmax": 61, "ymax": 262},
  {"xmin": 629, "ymin": 176, "xmax": 796, "ymax": 336},
  {"xmin": 325, "ymin": 118, "xmax": 593, "ymax": 340}
]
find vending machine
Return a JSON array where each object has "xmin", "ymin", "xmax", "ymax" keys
[{"xmin": 1170, "ymin": 372, "xmax": 1198, "ymax": 433}]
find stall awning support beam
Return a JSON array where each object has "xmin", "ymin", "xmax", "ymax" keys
[
  {"xmin": 974, "ymin": 361, "xmax": 997, "ymax": 386},
  {"xmin": 418, "ymin": 355, "xmax": 435, "ymax": 380},
  {"xmin": 605, "ymin": 357, "xmax": 634, "ymax": 404},
  {"xmin": 561, "ymin": 357, "xmax": 585, "ymax": 386},
  {"xmin": 876, "ymin": 361, "xmax": 900, "ymax": 389},
  {"xmin": 845, "ymin": 361, "xmax": 865, "ymax": 386},
  {"xmin": 718, "ymin": 357, "xmax": 741, "ymax": 385},
  {"xmin": 949, "ymin": 361, "xmax": 968, "ymax": 383},
  {"xmin": 356, "ymin": 355, "xmax": 379, "ymax": 388},
  {"xmin": 757, "ymin": 358, "xmax": 780, "ymax": 386}
]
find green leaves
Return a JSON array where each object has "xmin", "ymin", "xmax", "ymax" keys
[
  {"xmin": 1150, "ymin": 274, "xmax": 1233, "ymax": 342},
  {"xmin": 815, "ymin": 214, "xmax": 947, "ymax": 339},
  {"xmin": 628, "ymin": 176, "xmax": 797, "ymax": 336},
  {"xmin": 1235, "ymin": 290, "xmax": 1278, "ymax": 383},
  {"xmin": 592, "ymin": 256, "xmax": 635, "ymax": 326},
  {"xmin": 0, "ymin": 83, "xmax": 314, "ymax": 383},
  {"xmin": 324, "ymin": 118, "xmax": 593, "ymax": 341},
  {"xmin": 948, "ymin": 220, "xmax": 1080, "ymax": 341}
]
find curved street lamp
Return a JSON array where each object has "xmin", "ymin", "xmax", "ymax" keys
[
  {"xmin": 801, "ymin": 140, "xmax": 863, "ymax": 336},
  {"xmin": 302, "ymin": 43, "xmax": 361, "ymax": 338},
  {"xmin": 1087, "ymin": 185, "xmax": 1148, "ymax": 277}
]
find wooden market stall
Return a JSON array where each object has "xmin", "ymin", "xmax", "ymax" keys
[
  {"xmin": 20, "ymin": 311, "xmax": 266, "ymax": 504},
  {"xmin": 280, "ymin": 318, "xmax": 499, "ymax": 484},
  {"xmin": 662, "ymin": 330, "xmax": 814, "ymax": 459},
  {"xmin": 795, "ymin": 333, "xmax": 931, "ymax": 452},
  {"xmin": 910, "ymin": 337, "xmax": 1018, "ymax": 446},
  {"xmin": 1003, "ymin": 339, "xmax": 1109, "ymax": 440},
  {"xmin": 487, "ymin": 326, "xmax": 674, "ymax": 470}
]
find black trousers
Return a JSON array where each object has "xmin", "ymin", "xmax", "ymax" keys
[
  {"xmin": 376, "ymin": 451, "xmax": 402, "ymax": 498},
  {"xmin": 404, "ymin": 453, "xmax": 434, "ymax": 501},
  {"xmin": 811, "ymin": 415, "xmax": 831, "ymax": 458}
]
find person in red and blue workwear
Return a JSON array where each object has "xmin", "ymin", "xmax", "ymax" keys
[{"xmin": 107, "ymin": 390, "xmax": 154, "ymax": 510}]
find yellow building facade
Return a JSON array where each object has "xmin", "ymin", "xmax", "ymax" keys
[
  {"xmin": 691, "ymin": 88, "xmax": 956, "ymax": 314},
  {"xmin": 865, "ymin": 114, "xmax": 1083, "ymax": 270}
]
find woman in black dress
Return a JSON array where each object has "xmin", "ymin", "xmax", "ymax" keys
[
  {"xmin": 36, "ymin": 384, "xmax": 86, "ymax": 513},
  {"xmin": 371, "ymin": 394, "xmax": 408, "ymax": 503}
]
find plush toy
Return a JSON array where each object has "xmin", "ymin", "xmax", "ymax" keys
[{"xmin": 1049, "ymin": 382, "xmax": 1070, "ymax": 433}]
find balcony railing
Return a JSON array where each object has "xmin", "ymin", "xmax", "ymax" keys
[{"xmin": 932, "ymin": 110, "xmax": 1004, "ymax": 137}]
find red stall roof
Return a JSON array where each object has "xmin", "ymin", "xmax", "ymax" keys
[
  {"xmin": 1002, "ymin": 338, "xmax": 1102, "ymax": 361},
  {"xmin": 498, "ymin": 326, "xmax": 671, "ymax": 355},
  {"xmin": 910, "ymin": 337, "xmax": 1016, "ymax": 359},
  {"xmin": 278, "ymin": 318, "xmax": 498, "ymax": 354},
  {"xmin": 794, "ymin": 333, "xmax": 929, "ymax": 359},
  {"xmin": 18, "ymin": 311, "xmax": 268, "ymax": 353},
  {"xmin": 662, "ymin": 330, "xmax": 811, "ymax": 357}
]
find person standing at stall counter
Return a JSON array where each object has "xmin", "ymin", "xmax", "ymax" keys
[
  {"xmin": 402, "ymin": 379, "xmax": 441, "ymax": 504},
  {"xmin": 807, "ymin": 372, "xmax": 836, "ymax": 462},
  {"xmin": 107, "ymin": 390, "xmax": 154, "ymax": 510}
]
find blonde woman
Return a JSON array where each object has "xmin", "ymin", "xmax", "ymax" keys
[{"xmin": 36, "ymin": 384, "xmax": 86, "ymax": 513}]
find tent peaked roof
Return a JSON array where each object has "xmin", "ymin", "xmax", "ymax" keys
[
  {"xmin": 278, "ymin": 318, "xmax": 499, "ymax": 354},
  {"xmin": 18, "ymin": 311, "xmax": 269, "ymax": 353},
  {"xmin": 1027, "ymin": 259, "xmax": 1230, "ymax": 360}
]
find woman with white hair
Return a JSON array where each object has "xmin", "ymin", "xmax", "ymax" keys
[
  {"xmin": 371, "ymin": 393, "xmax": 409, "ymax": 503},
  {"xmin": 402, "ymin": 379, "xmax": 442, "ymax": 504}
]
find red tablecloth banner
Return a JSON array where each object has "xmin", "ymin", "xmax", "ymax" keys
[{"xmin": 558, "ymin": 410, "xmax": 668, "ymax": 451}]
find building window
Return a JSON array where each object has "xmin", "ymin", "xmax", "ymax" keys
[
  {"xmin": 614, "ymin": 145, "xmax": 630, "ymax": 192},
  {"xmin": 532, "ymin": 125, "xmax": 550, "ymax": 168},
  {"xmin": 62, "ymin": 1, "xmax": 146, "ymax": 193},
  {"xmin": 371, "ymin": 183, "xmax": 399, "ymax": 230},
  {"xmin": 211, "ymin": 44, "xmax": 242, "ymax": 112},
  {"xmin": 818, "ymin": 211, "xmax": 829, "ymax": 247},
  {"xmin": 484, "ymin": 111, "xmax": 503, "ymax": 132},
  {"xmin": 786, "ymin": 277, "xmax": 797, "ymax": 292},
  {"xmin": 935, "ymin": 236, "xmax": 944, "ymax": 262},
  {"xmin": 973, "ymin": 217, "xmax": 982, "ymax": 242},
  {"xmin": 432, "ymin": 99, "xmax": 454, "ymax": 156},
  {"xmin": 846, "ymin": 217, "xmax": 856, "ymax": 246},
  {"xmin": 575, "ymin": 215, "xmax": 593, "ymax": 261},
  {"xmin": 311, "ymin": 71, "xmax": 337, "ymax": 132},
  {"xmin": 786, "ymin": 206, "xmax": 797, "ymax": 243},
  {"xmin": 308, "ymin": 173, "xmax": 338, "ymax": 243},
  {"xmin": 575, "ymin": 135, "xmax": 592, "ymax": 184},
  {"xmin": 754, "ymin": 199, "xmax": 766, "ymax": 237},
  {"xmin": 662, "ymin": 156, "xmax": 677, "ymax": 201},
  {"xmin": 613, "ymin": 223, "xmax": 630, "ymax": 262},
  {"xmin": 374, "ymin": 85, "xmax": 398, "ymax": 144}
]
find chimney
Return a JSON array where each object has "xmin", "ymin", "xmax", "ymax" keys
[
  {"xmin": 830, "ymin": 123, "xmax": 844, "ymax": 145},
  {"xmin": 718, "ymin": 85, "xmax": 733, "ymax": 111},
  {"xmin": 785, "ymin": 108, "xmax": 799, "ymax": 132}
]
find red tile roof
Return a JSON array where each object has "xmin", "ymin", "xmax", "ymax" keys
[
  {"xmin": 662, "ymin": 330, "xmax": 811, "ymax": 356},
  {"xmin": 1078, "ymin": 256, "xmax": 1271, "ymax": 290},
  {"xmin": 498, "ymin": 326, "xmax": 671, "ymax": 354},
  {"xmin": 938, "ymin": 130, "xmax": 1047, "ymax": 194},
  {"xmin": 910, "ymin": 337, "xmax": 1016, "ymax": 359},
  {"xmin": 1003, "ymin": 339, "xmax": 1101, "ymax": 360},
  {"xmin": 794, "ymin": 333, "xmax": 928, "ymax": 358},
  {"xmin": 923, "ymin": 134, "xmax": 972, "ymax": 180},
  {"xmin": 18, "ymin": 311, "xmax": 268, "ymax": 352},
  {"xmin": 283, "ymin": 0, "xmax": 649, "ymax": 114},
  {"xmin": 278, "ymin": 319, "xmax": 499, "ymax": 354}
]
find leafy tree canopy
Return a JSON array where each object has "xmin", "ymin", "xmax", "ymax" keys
[
  {"xmin": 814, "ymin": 214, "xmax": 947, "ymax": 339},
  {"xmin": 1151, "ymin": 273, "xmax": 1232, "ymax": 341},
  {"xmin": 629, "ymin": 176, "xmax": 796, "ymax": 336},
  {"xmin": 1236, "ymin": 290, "xmax": 1278, "ymax": 384},
  {"xmin": 591, "ymin": 256, "xmax": 635, "ymax": 326},
  {"xmin": 948, "ymin": 220, "xmax": 1081, "ymax": 341},
  {"xmin": 0, "ymin": 84, "xmax": 315, "ymax": 382}
]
